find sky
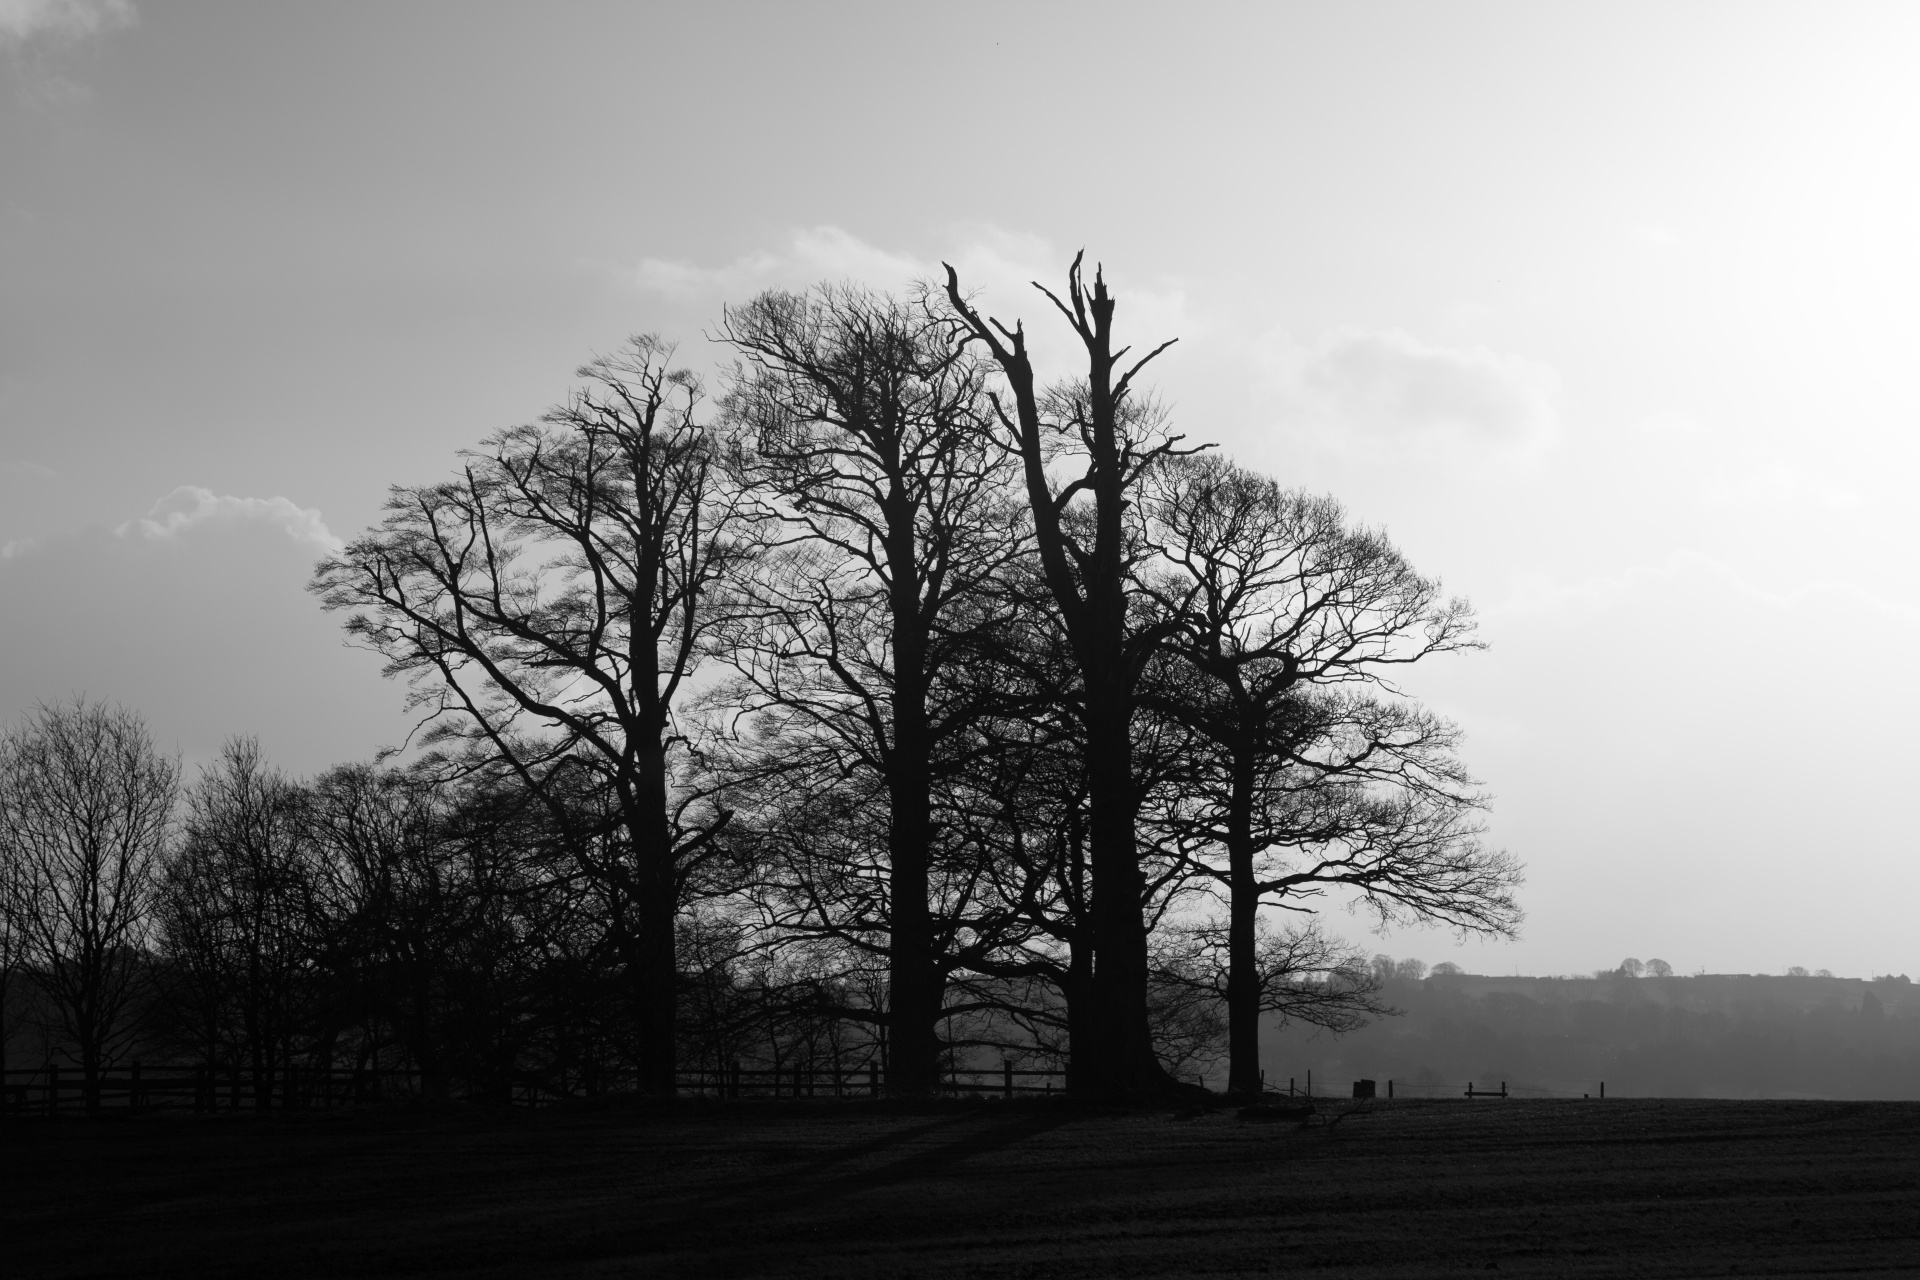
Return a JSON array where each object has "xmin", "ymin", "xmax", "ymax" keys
[{"xmin": 3, "ymin": 1, "xmax": 1918, "ymax": 981}]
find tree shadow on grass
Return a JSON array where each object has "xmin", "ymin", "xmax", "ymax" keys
[{"xmin": 603, "ymin": 1106, "xmax": 1077, "ymax": 1269}]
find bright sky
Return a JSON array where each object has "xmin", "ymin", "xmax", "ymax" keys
[{"xmin": 4, "ymin": 1, "xmax": 1917, "ymax": 981}]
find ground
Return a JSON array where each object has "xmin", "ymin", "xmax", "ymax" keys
[{"xmin": 6, "ymin": 1097, "xmax": 1919, "ymax": 1278}]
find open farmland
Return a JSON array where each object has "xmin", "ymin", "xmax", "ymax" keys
[{"xmin": 7, "ymin": 1097, "xmax": 1919, "ymax": 1278}]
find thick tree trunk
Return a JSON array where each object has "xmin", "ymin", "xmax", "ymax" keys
[
  {"xmin": 630, "ymin": 898, "xmax": 677, "ymax": 1095},
  {"xmin": 1063, "ymin": 806, "xmax": 1094, "ymax": 1091},
  {"xmin": 887, "ymin": 618, "xmax": 940, "ymax": 1096},
  {"xmin": 1082, "ymin": 687, "xmax": 1158, "ymax": 1097},
  {"xmin": 886, "ymin": 752, "xmax": 938, "ymax": 1095},
  {"xmin": 633, "ymin": 733, "xmax": 680, "ymax": 1097},
  {"xmin": 1225, "ymin": 754, "xmax": 1261, "ymax": 1096}
]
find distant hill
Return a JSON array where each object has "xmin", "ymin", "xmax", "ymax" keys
[{"xmin": 1263, "ymin": 972, "xmax": 1920, "ymax": 1100}]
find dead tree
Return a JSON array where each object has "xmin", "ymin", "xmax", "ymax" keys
[
  {"xmin": 312, "ymin": 336, "xmax": 754, "ymax": 1095},
  {"xmin": 943, "ymin": 254, "xmax": 1193, "ymax": 1096},
  {"xmin": 0, "ymin": 699, "xmax": 176, "ymax": 1114}
]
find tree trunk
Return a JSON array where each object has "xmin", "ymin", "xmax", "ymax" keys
[
  {"xmin": 81, "ymin": 1044, "xmax": 100, "ymax": 1118},
  {"xmin": 1063, "ymin": 805, "xmax": 1094, "ymax": 1091},
  {"xmin": 1083, "ymin": 688, "xmax": 1158, "ymax": 1097},
  {"xmin": 886, "ymin": 633, "xmax": 939, "ymax": 1097},
  {"xmin": 1225, "ymin": 753, "xmax": 1261, "ymax": 1096},
  {"xmin": 632, "ymin": 733, "xmax": 679, "ymax": 1097}
]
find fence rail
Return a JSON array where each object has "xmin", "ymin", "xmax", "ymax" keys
[
  {"xmin": 5, "ymin": 1064, "xmax": 1615, "ymax": 1116},
  {"xmin": 1379, "ymin": 1079, "xmax": 1607, "ymax": 1099},
  {"xmin": 2, "ymin": 1059, "xmax": 1071, "ymax": 1115}
]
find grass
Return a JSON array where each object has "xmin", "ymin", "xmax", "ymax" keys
[{"xmin": 6, "ymin": 1095, "xmax": 1919, "ymax": 1277}]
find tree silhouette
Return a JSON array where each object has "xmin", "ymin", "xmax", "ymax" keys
[
  {"xmin": 0, "ymin": 699, "xmax": 176, "ymax": 1114},
  {"xmin": 159, "ymin": 738, "xmax": 318, "ymax": 1108},
  {"xmin": 943, "ymin": 253, "xmax": 1194, "ymax": 1097},
  {"xmin": 1137, "ymin": 453, "xmax": 1519, "ymax": 1095},
  {"xmin": 717, "ymin": 286, "xmax": 1021, "ymax": 1095},
  {"xmin": 312, "ymin": 337, "xmax": 755, "ymax": 1094}
]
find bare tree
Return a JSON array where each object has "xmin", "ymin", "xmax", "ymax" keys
[
  {"xmin": 312, "ymin": 336, "xmax": 754, "ymax": 1094},
  {"xmin": 0, "ymin": 699, "xmax": 177, "ymax": 1113},
  {"xmin": 0, "ymin": 803, "xmax": 26, "ymax": 1079},
  {"xmin": 1152, "ymin": 917, "xmax": 1391, "ymax": 1073},
  {"xmin": 158, "ymin": 738, "xmax": 319, "ymax": 1108},
  {"xmin": 1139, "ymin": 454, "xmax": 1522, "ymax": 1096},
  {"xmin": 717, "ymin": 285, "xmax": 1022, "ymax": 1095},
  {"xmin": 944, "ymin": 254, "xmax": 1194, "ymax": 1097}
]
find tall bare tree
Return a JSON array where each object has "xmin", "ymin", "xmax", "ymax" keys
[
  {"xmin": 1140, "ymin": 454, "xmax": 1522, "ymax": 1095},
  {"xmin": 0, "ymin": 699, "xmax": 177, "ymax": 1113},
  {"xmin": 944, "ymin": 254, "xmax": 1193, "ymax": 1096},
  {"xmin": 718, "ymin": 285, "xmax": 1022, "ymax": 1095},
  {"xmin": 312, "ymin": 336, "xmax": 753, "ymax": 1094}
]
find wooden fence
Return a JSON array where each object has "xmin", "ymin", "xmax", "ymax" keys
[{"xmin": 2, "ymin": 1060, "xmax": 1070, "ymax": 1115}]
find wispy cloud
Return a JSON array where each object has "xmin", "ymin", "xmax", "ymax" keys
[
  {"xmin": 0, "ymin": 0, "xmax": 133, "ymax": 49},
  {"xmin": 115, "ymin": 485, "xmax": 344, "ymax": 554},
  {"xmin": 1260, "ymin": 327, "xmax": 1561, "ymax": 457},
  {"xmin": 636, "ymin": 226, "xmax": 926, "ymax": 300}
]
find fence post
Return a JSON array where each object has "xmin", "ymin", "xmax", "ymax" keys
[
  {"xmin": 47, "ymin": 1063, "xmax": 59, "ymax": 1116},
  {"xmin": 1003, "ymin": 1060, "xmax": 1013, "ymax": 1100},
  {"xmin": 1388, "ymin": 1079, "xmax": 1394, "ymax": 1099},
  {"xmin": 131, "ymin": 1062, "xmax": 142, "ymax": 1112},
  {"xmin": 869, "ymin": 1062, "xmax": 880, "ymax": 1099}
]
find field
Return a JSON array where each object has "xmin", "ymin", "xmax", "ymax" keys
[{"xmin": 7, "ymin": 1096, "xmax": 1920, "ymax": 1278}]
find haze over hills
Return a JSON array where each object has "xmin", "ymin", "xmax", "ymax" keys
[{"xmin": 1265, "ymin": 969, "xmax": 1920, "ymax": 1101}]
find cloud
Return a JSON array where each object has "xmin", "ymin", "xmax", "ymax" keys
[
  {"xmin": 631, "ymin": 224, "xmax": 1201, "ymax": 389},
  {"xmin": 636, "ymin": 226, "xmax": 926, "ymax": 300},
  {"xmin": 115, "ymin": 485, "xmax": 344, "ymax": 554},
  {"xmin": 0, "ymin": 0, "xmax": 132, "ymax": 49},
  {"xmin": 2, "ymin": 459, "xmax": 58, "ymax": 480},
  {"xmin": 0, "ymin": 484, "xmax": 401, "ymax": 773},
  {"xmin": 1260, "ymin": 327, "xmax": 1560, "ymax": 455}
]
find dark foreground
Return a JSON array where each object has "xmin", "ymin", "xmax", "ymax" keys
[{"xmin": 6, "ymin": 1097, "xmax": 1920, "ymax": 1278}]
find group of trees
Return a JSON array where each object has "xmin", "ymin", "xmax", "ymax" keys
[{"xmin": 1, "ymin": 257, "xmax": 1521, "ymax": 1108}]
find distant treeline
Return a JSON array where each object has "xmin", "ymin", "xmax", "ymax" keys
[{"xmin": 1267, "ymin": 969, "xmax": 1920, "ymax": 1100}]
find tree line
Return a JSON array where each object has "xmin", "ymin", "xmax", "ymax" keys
[{"xmin": 0, "ymin": 257, "xmax": 1522, "ymax": 1110}]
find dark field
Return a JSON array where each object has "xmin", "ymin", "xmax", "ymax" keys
[{"xmin": 7, "ymin": 1097, "xmax": 1920, "ymax": 1278}]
